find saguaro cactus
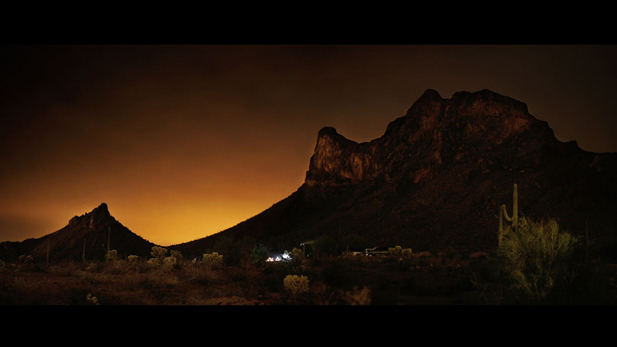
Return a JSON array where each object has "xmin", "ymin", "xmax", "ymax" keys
[
  {"xmin": 106, "ymin": 227, "xmax": 111, "ymax": 262},
  {"xmin": 499, "ymin": 183, "xmax": 519, "ymax": 247}
]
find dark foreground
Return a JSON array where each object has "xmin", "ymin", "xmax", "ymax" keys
[
  {"xmin": 0, "ymin": 253, "xmax": 481, "ymax": 305},
  {"xmin": 1, "ymin": 251, "xmax": 615, "ymax": 305}
]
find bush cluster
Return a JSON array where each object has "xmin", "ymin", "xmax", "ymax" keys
[
  {"xmin": 202, "ymin": 252, "xmax": 224, "ymax": 267},
  {"xmin": 283, "ymin": 274, "xmax": 310, "ymax": 299},
  {"xmin": 388, "ymin": 245, "xmax": 412, "ymax": 258}
]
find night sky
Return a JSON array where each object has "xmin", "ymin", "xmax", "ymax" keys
[{"xmin": 1, "ymin": 44, "xmax": 616, "ymax": 246}]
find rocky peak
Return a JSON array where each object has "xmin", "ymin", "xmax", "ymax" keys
[
  {"xmin": 305, "ymin": 89, "xmax": 561, "ymax": 187},
  {"xmin": 92, "ymin": 202, "xmax": 110, "ymax": 218},
  {"xmin": 68, "ymin": 202, "xmax": 115, "ymax": 229}
]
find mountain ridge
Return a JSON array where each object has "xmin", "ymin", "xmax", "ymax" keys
[
  {"xmin": 171, "ymin": 89, "xmax": 617, "ymax": 257},
  {"xmin": 2, "ymin": 89, "xmax": 616, "ymax": 261}
]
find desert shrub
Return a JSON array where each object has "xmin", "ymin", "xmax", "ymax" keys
[
  {"xmin": 86, "ymin": 293, "xmax": 99, "ymax": 305},
  {"xmin": 262, "ymin": 261, "xmax": 293, "ymax": 293},
  {"xmin": 284, "ymin": 274, "xmax": 309, "ymax": 300},
  {"xmin": 105, "ymin": 250, "xmax": 118, "ymax": 262},
  {"xmin": 170, "ymin": 250, "xmax": 183, "ymax": 261},
  {"xmin": 290, "ymin": 247, "xmax": 304, "ymax": 268},
  {"xmin": 389, "ymin": 246, "xmax": 413, "ymax": 258},
  {"xmin": 85, "ymin": 261, "xmax": 101, "ymax": 272},
  {"xmin": 127, "ymin": 255, "xmax": 139, "ymax": 262},
  {"xmin": 402, "ymin": 248, "xmax": 413, "ymax": 258},
  {"xmin": 495, "ymin": 217, "xmax": 579, "ymax": 304},
  {"xmin": 388, "ymin": 246, "xmax": 402, "ymax": 257},
  {"xmin": 202, "ymin": 252, "xmax": 224, "ymax": 267},
  {"xmin": 184, "ymin": 262, "xmax": 222, "ymax": 286},
  {"xmin": 415, "ymin": 251, "xmax": 432, "ymax": 258},
  {"xmin": 340, "ymin": 286, "xmax": 372, "ymax": 305},
  {"xmin": 307, "ymin": 283, "xmax": 373, "ymax": 305},
  {"xmin": 150, "ymin": 246, "xmax": 168, "ymax": 263},
  {"xmin": 163, "ymin": 257, "xmax": 177, "ymax": 266}
]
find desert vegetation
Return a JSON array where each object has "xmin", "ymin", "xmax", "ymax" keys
[
  {"xmin": 2, "ymin": 184, "xmax": 616, "ymax": 305},
  {"xmin": 0, "ymin": 240, "xmax": 480, "ymax": 305},
  {"xmin": 1, "ymin": 229, "xmax": 616, "ymax": 305},
  {"xmin": 469, "ymin": 184, "xmax": 617, "ymax": 304}
]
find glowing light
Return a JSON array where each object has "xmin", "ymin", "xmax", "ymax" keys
[{"xmin": 265, "ymin": 251, "xmax": 292, "ymax": 262}]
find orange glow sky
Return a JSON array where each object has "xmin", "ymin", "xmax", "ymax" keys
[{"xmin": 1, "ymin": 44, "xmax": 616, "ymax": 246}]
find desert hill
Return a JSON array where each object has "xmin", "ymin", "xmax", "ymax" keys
[{"xmin": 0, "ymin": 203, "xmax": 156, "ymax": 262}]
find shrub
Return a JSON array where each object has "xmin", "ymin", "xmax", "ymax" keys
[
  {"xmin": 388, "ymin": 246, "xmax": 413, "ymax": 258},
  {"xmin": 105, "ymin": 250, "xmax": 118, "ymax": 262},
  {"xmin": 202, "ymin": 252, "xmax": 224, "ymax": 267},
  {"xmin": 170, "ymin": 250, "xmax": 182, "ymax": 261},
  {"xmin": 496, "ymin": 217, "xmax": 579, "ymax": 304},
  {"xmin": 284, "ymin": 274, "xmax": 309, "ymax": 299},
  {"xmin": 86, "ymin": 293, "xmax": 99, "ymax": 305},
  {"xmin": 340, "ymin": 286, "xmax": 372, "ymax": 305},
  {"xmin": 163, "ymin": 257, "xmax": 177, "ymax": 266},
  {"xmin": 415, "ymin": 251, "xmax": 432, "ymax": 258},
  {"xmin": 388, "ymin": 246, "xmax": 402, "ymax": 257},
  {"xmin": 250, "ymin": 244, "xmax": 270, "ymax": 265},
  {"xmin": 150, "ymin": 246, "xmax": 168, "ymax": 262},
  {"xmin": 127, "ymin": 255, "xmax": 139, "ymax": 262},
  {"xmin": 290, "ymin": 247, "xmax": 304, "ymax": 267},
  {"xmin": 402, "ymin": 248, "xmax": 413, "ymax": 258}
]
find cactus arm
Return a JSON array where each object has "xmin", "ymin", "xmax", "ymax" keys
[
  {"xmin": 502, "ymin": 204, "xmax": 512, "ymax": 222},
  {"xmin": 499, "ymin": 206, "xmax": 504, "ymax": 233},
  {"xmin": 498, "ymin": 184, "xmax": 520, "ymax": 248},
  {"xmin": 512, "ymin": 184, "xmax": 518, "ymax": 228},
  {"xmin": 498, "ymin": 206, "xmax": 504, "ymax": 247}
]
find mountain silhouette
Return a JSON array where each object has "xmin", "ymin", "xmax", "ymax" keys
[
  {"xmin": 171, "ymin": 89, "xmax": 617, "ymax": 257},
  {"xmin": 2, "ymin": 89, "xmax": 616, "ymax": 262},
  {"xmin": 0, "ymin": 203, "xmax": 156, "ymax": 262}
]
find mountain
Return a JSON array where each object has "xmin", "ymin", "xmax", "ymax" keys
[
  {"xmin": 3, "ymin": 89, "xmax": 616, "ymax": 262},
  {"xmin": 172, "ymin": 89, "xmax": 617, "ymax": 257},
  {"xmin": 0, "ymin": 203, "xmax": 156, "ymax": 262}
]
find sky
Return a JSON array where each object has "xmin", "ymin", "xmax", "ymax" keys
[{"xmin": 1, "ymin": 44, "xmax": 616, "ymax": 246}]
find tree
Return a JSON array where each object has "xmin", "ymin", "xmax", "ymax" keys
[{"xmin": 250, "ymin": 244, "xmax": 270, "ymax": 265}]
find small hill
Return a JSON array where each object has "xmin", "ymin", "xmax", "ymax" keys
[{"xmin": 0, "ymin": 203, "xmax": 156, "ymax": 262}]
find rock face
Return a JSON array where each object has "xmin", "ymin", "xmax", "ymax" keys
[
  {"xmin": 173, "ymin": 89, "xmax": 617, "ymax": 257},
  {"xmin": 0, "ymin": 203, "xmax": 156, "ymax": 262},
  {"xmin": 306, "ymin": 89, "xmax": 557, "ymax": 188}
]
